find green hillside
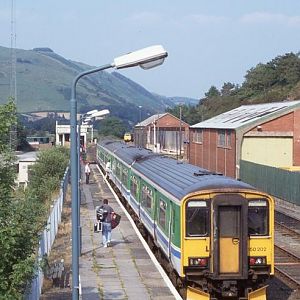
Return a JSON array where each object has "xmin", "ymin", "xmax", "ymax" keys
[{"xmin": 0, "ymin": 46, "xmax": 177, "ymax": 116}]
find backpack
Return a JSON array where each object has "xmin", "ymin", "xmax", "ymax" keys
[{"xmin": 96, "ymin": 206, "xmax": 108, "ymax": 222}]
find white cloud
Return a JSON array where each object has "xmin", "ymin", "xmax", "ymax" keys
[
  {"xmin": 184, "ymin": 14, "xmax": 229, "ymax": 25},
  {"xmin": 240, "ymin": 12, "xmax": 300, "ymax": 27},
  {"xmin": 126, "ymin": 12, "xmax": 163, "ymax": 25}
]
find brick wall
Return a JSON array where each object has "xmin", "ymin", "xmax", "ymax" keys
[
  {"xmin": 293, "ymin": 110, "xmax": 300, "ymax": 165},
  {"xmin": 189, "ymin": 129, "xmax": 236, "ymax": 177}
]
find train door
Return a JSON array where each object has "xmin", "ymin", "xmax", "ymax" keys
[
  {"xmin": 212, "ymin": 194, "xmax": 248, "ymax": 278},
  {"xmin": 168, "ymin": 204, "xmax": 174, "ymax": 259}
]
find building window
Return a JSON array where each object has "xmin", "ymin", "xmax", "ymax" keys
[
  {"xmin": 192, "ymin": 130, "xmax": 203, "ymax": 143},
  {"xmin": 226, "ymin": 131, "xmax": 231, "ymax": 147},
  {"xmin": 142, "ymin": 185, "xmax": 153, "ymax": 211},
  {"xmin": 218, "ymin": 130, "xmax": 231, "ymax": 148},
  {"xmin": 218, "ymin": 130, "xmax": 225, "ymax": 147},
  {"xmin": 159, "ymin": 199, "xmax": 167, "ymax": 230}
]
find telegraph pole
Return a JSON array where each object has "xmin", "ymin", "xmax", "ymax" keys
[{"xmin": 9, "ymin": 0, "xmax": 17, "ymax": 150}]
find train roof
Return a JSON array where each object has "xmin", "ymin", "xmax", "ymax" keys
[{"xmin": 100, "ymin": 140, "xmax": 255, "ymax": 200}]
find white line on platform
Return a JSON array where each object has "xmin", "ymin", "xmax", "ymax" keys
[{"xmin": 96, "ymin": 165, "xmax": 183, "ymax": 300}]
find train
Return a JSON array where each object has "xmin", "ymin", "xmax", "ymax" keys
[
  {"xmin": 97, "ymin": 140, "xmax": 274, "ymax": 300},
  {"xmin": 123, "ymin": 132, "xmax": 133, "ymax": 143}
]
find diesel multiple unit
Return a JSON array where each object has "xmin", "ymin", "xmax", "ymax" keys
[{"xmin": 97, "ymin": 140, "xmax": 274, "ymax": 300}]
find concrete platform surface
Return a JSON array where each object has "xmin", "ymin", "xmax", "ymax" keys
[{"xmin": 79, "ymin": 163, "xmax": 178, "ymax": 300}]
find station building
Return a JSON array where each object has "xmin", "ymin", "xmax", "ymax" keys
[
  {"xmin": 189, "ymin": 100, "xmax": 300, "ymax": 179},
  {"xmin": 55, "ymin": 121, "xmax": 92, "ymax": 150},
  {"xmin": 16, "ymin": 151, "xmax": 37, "ymax": 188},
  {"xmin": 134, "ymin": 113, "xmax": 189, "ymax": 156}
]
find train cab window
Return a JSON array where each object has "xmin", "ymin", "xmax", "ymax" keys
[
  {"xmin": 142, "ymin": 185, "xmax": 153, "ymax": 210},
  {"xmin": 186, "ymin": 201, "xmax": 209, "ymax": 237},
  {"xmin": 248, "ymin": 200, "xmax": 268, "ymax": 236},
  {"xmin": 159, "ymin": 199, "xmax": 167, "ymax": 230},
  {"xmin": 130, "ymin": 176, "xmax": 138, "ymax": 198}
]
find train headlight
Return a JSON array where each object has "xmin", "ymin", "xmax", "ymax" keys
[
  {"xmin": 249, "ymin": 256, "xmax": 266, "ymax": 266},
  {"xmin": 189, "ymin": 257, "xmax": 208, "ymax": 267}
]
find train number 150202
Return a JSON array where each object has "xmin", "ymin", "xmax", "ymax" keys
[{"xmin": 249, "ymin": 247, "xmax": 267, "ymax": 252}]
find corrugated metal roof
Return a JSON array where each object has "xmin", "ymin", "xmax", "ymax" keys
[
  {"xmin": 135, "ymin": 113, "xmax": 168, "ymax": 127},
  {"xmin": 191, "ymin": 100, "xmax": 300, "ymax": 129}
]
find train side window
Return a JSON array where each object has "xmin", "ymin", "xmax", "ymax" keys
[
  {"xmin": 248, "ymin": 200, "xmax": 268, "ymax": 236},
  {"xmin": 111, "ymin": 160, "xmax": 116, "ymax": 173},
  {"xmin": 142, "ymin": 185, "xmax": 153, "ymax": 210},
  {"xmin": 116, "ymin": 163, "xmax": 121, "ymax": 178},
  {"xmin": 186, "ymin": 200, "xmax": 209, "ymax": 237},
  {"xmin": 130, "ymin": 176, "xmax": 138, "ymax": 198},
  {"xmin": 122, "ymin": 168, "xmax": 128, "ymax": 185},
  {"xmin": 159, "ymin": 199, "xmax": 167, "ymax": 230}
]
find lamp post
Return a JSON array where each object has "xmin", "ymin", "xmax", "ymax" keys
[
  {"xmin": 70, "ymin": 45, "xmax": 168, "ymax": 299},
  {"xmin": 139, "ymin": 105, "xmax": 142, "ymax": 123},
  {"xmin": 138, "ymin": 106, "xmax": 142, "ymax": 147},
  {"xmin": 179, "ymin": 104, "xmax": 182, "ymax": 159}
]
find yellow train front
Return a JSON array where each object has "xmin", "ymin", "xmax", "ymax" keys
[{"xmin": 182, "ymin": 189, "xmax": 274, "ymax": 300}]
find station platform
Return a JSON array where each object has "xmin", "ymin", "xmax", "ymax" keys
[{"xmin": 79, "ymin": 163, "xmax": 179, "ymax": 300}]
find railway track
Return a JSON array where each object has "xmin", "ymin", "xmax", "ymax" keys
[
  {"xmin": 275, "ymin": 245, "xmax": 300, "ymax": 290},
  {"xmin": 275, "ymin": 210, "xmax": 300, "ymax": 235},
  {"xmin": 275, "ymin": 210, "xmax": 300, "ymax": 290}
]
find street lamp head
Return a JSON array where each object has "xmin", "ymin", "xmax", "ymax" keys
[
  {"xmin": 86, "ymin": 109, "xmax": 98, "ymax": 115},
  {"xmin": 113, "ymin": 45, "xmax": 168, "ymax": 70},
  {"xmin": 90, "ymin": 109, "xmax": 110, "ymax": 118}
]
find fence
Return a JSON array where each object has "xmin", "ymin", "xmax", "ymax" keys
[
  {"xmin": 240, "ymin": 160, "xmax": 300, "ymax": 205},
  {"xmin": 25, "ymin": 167, "xmax": 69, "ymax": 300}
]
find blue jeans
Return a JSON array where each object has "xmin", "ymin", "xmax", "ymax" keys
[{"xmin": 102, "ymin": 222, "xmax": 112, "ymax": 245}]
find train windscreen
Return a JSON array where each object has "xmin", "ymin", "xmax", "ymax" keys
[
  {"xmin": 248, "ymin": 199, "xmax": 269, "ymax": 235},
  {"xmin": 186, "ymin": 200, "xmax": 209, "ymax": 237}
]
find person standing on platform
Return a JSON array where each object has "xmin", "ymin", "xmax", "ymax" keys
[
  {"xmin": 100, "ymin": 199, "xmax": 114, "ymax": 247},
  {"xmin": 85, "ymin": 162, "xmax": 91, "ymax": 184}
]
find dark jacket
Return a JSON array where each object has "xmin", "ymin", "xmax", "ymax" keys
[{"xmin": 101, "ymin": 204, "xmax": 114, "ymax": 223}]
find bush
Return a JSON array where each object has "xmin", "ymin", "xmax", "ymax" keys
[
  {"xmin": 0, "ymin": 146, "xmax": 69, "ymax": 298},
  {"xmin": 28, "ymin": 147, "xmax": 69, "ymax": 203}
]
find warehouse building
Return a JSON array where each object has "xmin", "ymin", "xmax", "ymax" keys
[{"xmin": 189, "ymin": 100, "xmax": 300, "ymax": 178}]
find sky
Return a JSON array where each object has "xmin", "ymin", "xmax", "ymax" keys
[{"xmin": 1, "ymin": 1, "xmax": 300, "ymax": 100}]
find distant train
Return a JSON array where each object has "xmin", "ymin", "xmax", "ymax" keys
[
  {"xmin": 123, "ymin": 132, "xmax": 133, "ymax": 143},
  {"xmin": 97, "ymin": 140, "xmax": 274, "ymax": 300}
]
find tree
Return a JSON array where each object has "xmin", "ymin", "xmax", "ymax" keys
[
  {"xmin": 0, "ymin": 99, "xmax": 17, "ymax": 208},
  {"xmin": 29, "ymin": 147, "xmax": 69, "ymax": 203},
  {"xmin": 221, "ymin": 82, "xmax": 235, "ymax": 96},
  {"xmin": 205, "ymin": 86, "xmax": 221, "ymax": 98},
  {"xmin": 96, "ymin": 117, "xmax": 128, "ymax": 138},
  {"xmin": 243, "ymin": 63, "xmax": 277, "ymax": 94},
  {"xmin": 0, "ymin": 100, "xmax": 69, "ymax": 298},
  {"xmin": 271, "ymin": 53, "xmax": 300, "ymax": 86}
]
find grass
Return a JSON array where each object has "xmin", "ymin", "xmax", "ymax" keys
[{"xmin": 0, "ymin": 46, "xmax": 173, "ymax": 114}]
